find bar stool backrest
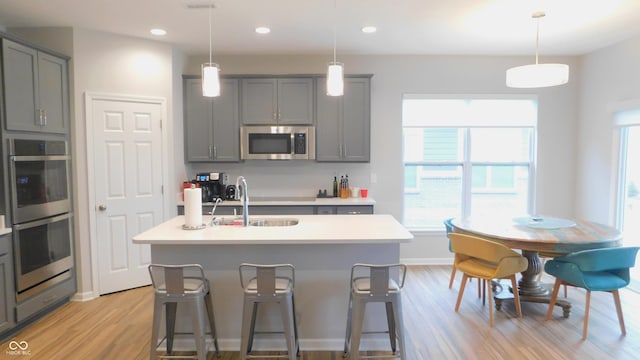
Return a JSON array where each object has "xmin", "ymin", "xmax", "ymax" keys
[
  {"xmin": 239, "ymin": 263, "xmax": 295, "ymax": 296},
  {"xmin": 148, "ymin": 264, "xmax": 207, "ymax": 296},
  {"xmin": 351, "ymin": 263, "xmax": 407, "ymax": 296}
]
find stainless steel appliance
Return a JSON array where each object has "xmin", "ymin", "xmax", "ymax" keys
[
  {"xmin": 194, "ymin": 172, "xmax": 226, "ymax": 202},
  {"xmin": 241, "ymin": 125, "xmax": 315, "ymax": 160},
  {"xmin": 13, "ymin": 213, "xmax": 73, "ymax": 301},
  {"xmin": 8, "ymin": 139, "xmax": 73, "ymax": 301},
  {"xmin": 9, "ymin": 139, "xmax": 71, "ymax": 224}
]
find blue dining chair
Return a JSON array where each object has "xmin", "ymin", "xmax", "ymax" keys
[{"xmin": 544, "ymin": 246, "xmax": 639, "ymax": 340}]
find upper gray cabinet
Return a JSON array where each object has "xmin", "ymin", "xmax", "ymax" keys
[
  {"xmin": 316, "ymin": 76, "xmax": 371, "ymax": 162},
  {"xmin": 184, "ymin": 77, "xmax": 240, "ymax": 162},
  {"xmin": 2, "ymin": 39, "xmax": 69, "ymax": 134},
  {"xmin": 241, "ymin": 78, "xmax": 314, "ymax": 125}
]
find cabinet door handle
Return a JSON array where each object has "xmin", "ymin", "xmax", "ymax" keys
[
  {"xmin": 209, "ymin": 145, "xmax": 213, "ymax": 159},
  {"xmin": 43, "ymin": 110, "xmax": 47, "ymax": 126},
  {"xmin": 36, "ymin": 109, "xmax": 43, "ymax": 126},
  {"xmin": 213, "ymin": 146, "xmax": 217, "ymax": 159}
]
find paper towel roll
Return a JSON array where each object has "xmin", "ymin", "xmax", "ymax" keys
[{"xmin": 184, "ymin": 187, "xmax": 203, "ymax": 228}]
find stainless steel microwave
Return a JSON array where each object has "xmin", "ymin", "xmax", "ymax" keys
[{"xmin": 241, "ymin": 125, "xmax": 315, "ymax": 160}]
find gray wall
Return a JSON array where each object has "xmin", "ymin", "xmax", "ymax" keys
[
  {"xmin": 7, "ymin": 25, "xmax": 620, "ymax": 295},
  {"xmin": 184, "ymin": 54, "xmax": 579, "ymax": 263},
  {"xmin": 577, "ymin": 37, "xmax": 640, "ymax": 226}
]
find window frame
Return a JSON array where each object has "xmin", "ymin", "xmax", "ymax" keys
[{"xmin": 402, "ymin": 95, "xmax": 538, "ymax": 231}]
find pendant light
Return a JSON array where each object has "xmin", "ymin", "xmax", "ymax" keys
[
  {"xmin": 506, "ymin": 12, "xmax": 569, "ymax": 88},
  {"xmin": 202, "ymin": 0, "xmax": 220, "ymax": 97},
  {"xmin": 327, "ymin": 0, "xmax": 344, "ymax": 96}
]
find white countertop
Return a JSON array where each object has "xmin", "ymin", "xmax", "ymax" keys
[
  {"xmin": 0, "ymin": 227, "xmax": 11, "ymax": 236},
  {"xmin": 133, "ymin": 214, "xmax": 412, "ymax": 245},
  {"xmin": 178, "ymin": 197, "xmax": 376, "ymax": 207}
]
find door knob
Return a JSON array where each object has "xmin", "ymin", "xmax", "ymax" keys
[{"xmin": 98, "ymin": 205, "xmax": 107, "ymax": 211}]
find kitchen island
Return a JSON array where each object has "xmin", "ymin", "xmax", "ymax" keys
[{"xmin": 133, "ymin": 214, "xmax": 412, "ymax": 351}]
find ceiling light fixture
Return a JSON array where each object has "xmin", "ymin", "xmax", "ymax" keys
[
  {"xmin": 361, "ymin": 26, "xmax": 377, "ymax": 34},
  {"xmin": 255, "ymin": 27, "xmax": 271, "ymax": 34},
  {"xmin": 202, "ymin": 0, "xmax": 221, "ymax": 97},
  {"xmin": 506, "ymin": 11, "xmax": 569, "ymax": 88},
  {"xmin": 150, "ymin": 28, "xmax": 167, "ymax": 36},
  {"xmin": 327, "ymin": 0, "xmax": 344, "ymax": 96}
]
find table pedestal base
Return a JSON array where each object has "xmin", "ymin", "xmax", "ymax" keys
[{"xmin": 494, "ymin": 250, "xmax": 571, "ymax": 318}]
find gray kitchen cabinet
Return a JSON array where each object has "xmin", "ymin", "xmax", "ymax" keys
[
  {"xmin": 317, "ymin": 205, "xmax": 374, "ymax": 215},
  {"xmin": 184, "ymin": 77, "xmax": 240, "ymax": 162},
  {"xmin": 0, "ymin": 234, "xmax": 15, "ymax": 334},
  {"xmin": 250, "ymin": 206, "xmax": 314, "ymax": 215},
  {"xmin": 316, "ymin": 77, "xmax": 371, "ymax": 162},
  {"xmin": 2, "ymin": 39, "xmax": 69, "ymax": 134},
  {"xmin": 241, "ymin": 78, "xmax": 314, "ymax": 125}
]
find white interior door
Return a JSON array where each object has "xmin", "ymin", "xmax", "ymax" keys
[{"xmin": 92, "ymin": 97, "xmax": 164, "ymax": 295}]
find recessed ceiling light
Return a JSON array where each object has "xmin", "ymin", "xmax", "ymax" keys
[
  {"xmin": 150, "ymin": 28, "xmax": 167, "ymax": 36},
  {"xmin": 361, "ymin": 26, "xmax": 377, "ymax": 34},
  {"xmin": 255, "ymin": 27, "xmax": 271, "ymax": 34}
]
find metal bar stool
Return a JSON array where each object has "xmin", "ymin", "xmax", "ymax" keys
[
  {"xmin": 238, "ymin": 263, "xmax": 299, "ymax": 360},
  {"xmin": 343, "ymin": 263, "xmax": 407, "ymax": 360},
  {"xmin": 148, "ymin": 264, "xmax": 220, "ymax": 360}
]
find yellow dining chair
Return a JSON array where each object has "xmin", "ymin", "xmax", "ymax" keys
[
  {"xmin": 545, "ymin": 246, "xmax": 639, "ymax": 340},
  {"xmin": 449, "ymin": 233, "xmax": 528, "ymax": 326},
  {"xmin": 444, "ymin": 219, "xmax": 485, "ymax": 301}
]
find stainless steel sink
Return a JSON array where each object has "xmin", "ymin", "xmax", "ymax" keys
[{"xmin": 249, "ymin": 218, "xmax": 299, "ymax": 227}]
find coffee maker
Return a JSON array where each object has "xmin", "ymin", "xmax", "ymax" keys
[{"xmin": 194, "ymin": 172, "xmax": 226, "ymax": 202}]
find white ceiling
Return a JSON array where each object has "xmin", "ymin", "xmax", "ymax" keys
[{"xmin": 1, "ymin": 0, "xmax": 639, "ymax": 57}]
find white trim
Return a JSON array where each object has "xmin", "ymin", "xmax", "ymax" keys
[
  {"xmin": 70, "ymin": 291, "xmax": 98, "ymax": 302},
  {"xmin": 84, "ymin": 92, "xmax": 169, "ymax": 297}
]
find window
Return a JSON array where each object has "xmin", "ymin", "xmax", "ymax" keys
[
  {"xmin": 615, "ymin": 108, "xmax": 640, "ymax": 288},
  {"xmin": 402, "ymin": 96, "xmax": 537, "ymax": 230},
  {"xmin": 616, "ymin": 110, "xmax": 640, "ymax": 240}
]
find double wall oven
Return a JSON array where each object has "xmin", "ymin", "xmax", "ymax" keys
[{"xmin": 9, "ymin": 139, "xmax": 73, "ymax": 301}]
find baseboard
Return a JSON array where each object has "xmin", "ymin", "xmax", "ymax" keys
[
  {"xmin": 157, "ymin": 336, "xmax": 393, "ymax": 352},
  {"xmin": 70, "ymin": 290, "xmax": 99, "ymax": 302}
]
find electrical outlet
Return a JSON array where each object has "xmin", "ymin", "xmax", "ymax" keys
[{"xmin": 223, "ymin": 173, "xmax": 229, "ymax": 184}]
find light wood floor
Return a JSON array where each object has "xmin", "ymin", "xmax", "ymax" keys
[{"xmin": 2, "ymin": 265, "xmax": 640, "ymax": 359}]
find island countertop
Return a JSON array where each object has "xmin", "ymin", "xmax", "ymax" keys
[{"xmin": 132, "ymin": 214, "xmax": 412, "ymax": 245}]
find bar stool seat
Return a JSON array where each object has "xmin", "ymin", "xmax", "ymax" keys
[
  {"xmin": 343, "ymin": 263, "xmax": 407, "ymax": 360},
  {"xmin": 239, "ymin": 263, "xmax": 299, "ymax": 360},
  {"xmin": 148, "ymin": 264, "xmax": 219, "ymax": 360}
]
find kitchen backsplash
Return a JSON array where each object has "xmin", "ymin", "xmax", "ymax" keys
[{"xmin": 186, "ymin": 161, "xmax": 371, "ymax": 198}]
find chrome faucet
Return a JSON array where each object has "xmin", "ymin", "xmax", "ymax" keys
[
  {"xmin": 236, "ymin": 176, "xmax": 249, "ymax": 226},
  {"xmin": 207, "ymin": 198, "xmax": 222, "ymax": 226}
]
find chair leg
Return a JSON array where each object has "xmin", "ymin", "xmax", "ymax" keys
[
  {"xmin": 385, "ymin": 302, "xmax": 396, "ymax": 353},
  {"xmin": 392, "ymin": 297, "xmax": 406, "ymax": 360},
  {"xmin": 349, "ymin": 297, "xmax": 366, "ymax": 360},
  {"xmin": 448, "ymin": 266, "xmax": 457, "ymax": 289},
  {"xmin": 582, "ymin": 291, "xmax": 591, "ymax": 340},
  {"xmin": 150, "ymin": 298, "xmax": 162, "ymax": 360},
  {"xmin": 546, "ymin": 278, "xmax": 562, "ymax": 320},
  {"xmin": 487, "ymin": 278, "xmax": 494, "ymax": 327},
  {"xmin": 343, "ymin": 291, "xmax": 354, "ymax": 356},
  {"xmin": 510, "ymin": 275, "xmax": 522, "ymax": 317},
  {"xmin": 280, "ymin": 296, "xmax": 297, "ymax": 360},
  {"xmin": 240, "ymin": 297, "xmax": 254, "ymax": 360},
  {"xmin": 204, "ymin": 292, "xmax": 220, "ymax": 355},
  {"xmin": 455, "ymin": 273, "xmax": 469, "ymax": 312},
  {"xmin": 191, "ymin": 298, "xmax": 207, "ymax": 360},
  {"xmin": 165, "ymin": 302, "xmax": 177, "ymax": 354},
  {"xmin": 612, "ymin": 290, "xmax": 626, "ymax": 336}
]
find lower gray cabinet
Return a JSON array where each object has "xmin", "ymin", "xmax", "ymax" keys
[
  {"xmin": 179, "ymin": 204, "xmax": 374, "ymax": 216},
  {"xmin": 0, "ymin": 234, "xmax": 15, "ymax": 334}
]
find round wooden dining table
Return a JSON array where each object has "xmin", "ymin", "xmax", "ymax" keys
[{"xmin": 451, "ymin": 215, "xmax": 622, "ymax": 317}]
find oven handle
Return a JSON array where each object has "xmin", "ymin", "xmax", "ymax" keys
[
  {"xmin": 13, "ymin": 213, "xmax": 72, "ymax": 230},
  {"xmin": 10, "ymin": 155, "xmax": 69, "ymax": 162}
]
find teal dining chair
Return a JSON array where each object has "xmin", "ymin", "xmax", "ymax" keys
[{"xmin": 544, "ymin": 246, "xmax": 639, "ymax": 340}]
